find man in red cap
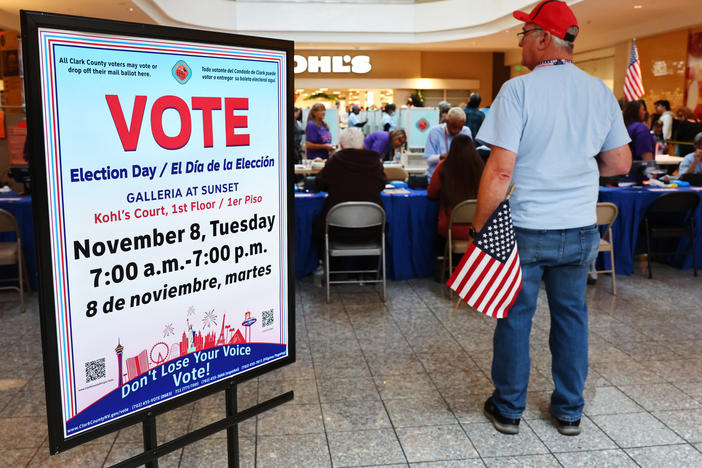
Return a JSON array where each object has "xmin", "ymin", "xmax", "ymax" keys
[{"xmin": 472, "ymin": 0, "xmax": 632, "ymax": 436}]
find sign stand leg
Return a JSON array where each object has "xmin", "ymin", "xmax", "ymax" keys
[
  {"xmin": 226, "ymin": 381, "xmax": 240, "ymax": 468},
  {"xmin": 143, "ymin": 412, "xmax": 158, "ymax": 468}
]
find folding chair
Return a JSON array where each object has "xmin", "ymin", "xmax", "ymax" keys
[
  {"xmin": 440, "ymin": 200, "xmax": 477, "ymax": 310},
  {"xmin": 442, "ymin": 200, "xmax": 477, "ymax": 283},
  {"xmin": 324, "ymin": 202, "xmax": 386, "ymax": 303},
  {"xmin": 642, "ymin": 192, "xmax": 699, "ymax": 278},
  {"xmin": 589, "ymin": 202, "xmax": 618, "ymax": 295},
  {"xmin": 0, "ymin": 209, "xmax": 25, "ymax": 312}
]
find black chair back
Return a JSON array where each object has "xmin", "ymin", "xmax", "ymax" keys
[
  {"xmin": 642, "ymin": 191, "xmax": 700, "ymax": 278},
  {"xmin": 645, "ymin": 192, "xmax": 699, "ymax": 215}
]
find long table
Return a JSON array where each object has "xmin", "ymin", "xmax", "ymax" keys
[
  {"xmin": 294, "ymin": 189, "xmax": 439, "ymax": 279},
  {"xmin": 10, "ymin": 188, "xmax": 696, "ymax": 287},
  {"xmin": 598, "ymin": 186, "xmax": 702, "ymax": 275}
]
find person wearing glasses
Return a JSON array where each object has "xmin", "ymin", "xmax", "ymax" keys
[
  {"xmin": 473, "ymin": 0, "xmax": 631, "ymax": 437},
  {"xmin": 423, "ymin": 107, "xmax": 473, "ymax": 178},
  {"xmin": 677, "ymin": 132, "xmax": 702, "ymax": 178}
]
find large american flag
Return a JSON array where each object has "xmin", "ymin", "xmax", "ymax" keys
[
  {"xmin": 446, "ymin": 199, "xmax": 522, "ymax": 319},
  {"xmin": 624, "ymin": 40, "xmax": 644, "ymax": 102}
]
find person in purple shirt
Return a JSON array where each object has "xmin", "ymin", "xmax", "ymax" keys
[
  {"xmin": 363, "ymin": 129, "xmax": 406, "ymax": 161},
  {"xmin": 305, "ymin": 103, "xmax": 334, "ymax": 160},
  {"xmin": 623, "ymin": 100, "xmax": 654, "ymax": 161}
]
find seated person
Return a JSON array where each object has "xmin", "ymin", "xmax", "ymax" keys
[
  {"xmin": 623, "ymin": 100, "xmax": 654, "ymax": 161},
  {"xmin": 427, "ymin": 134, "xmax": 484, "ymax": 240},
  {"xmin": 424, "ymin": 107, "xmax": 473, "ymax": 178},
  {"xmin": 671, "ymin": 132, "xmax": 702, "ymax": 181},
  {"xmin": 363, "ymin": 129, "xmax": 407, "ymax": 161},
  {"xmin": 313, "ymin": 127, "xmax": 388, "ymax": 245}
]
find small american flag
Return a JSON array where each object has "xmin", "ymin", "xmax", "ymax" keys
[
  {"xmin": 446, "ymin": 198, "xmax": 522, "ymax": 319},
  {"xmin": 624, "ymin": 40, "xmax": 644, "ymax": 102}
]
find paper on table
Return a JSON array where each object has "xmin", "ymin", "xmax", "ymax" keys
[{"xmin": 383, "ymin": 188, "xmax": 411, "ymax": 195}]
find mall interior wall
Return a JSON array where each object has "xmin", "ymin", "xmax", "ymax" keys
[
  {"xmin": 293, "ymin": 49, "xmax": 495, "ymax": 107},
  {"xmin": 502, "ymin": 24, "xmax": 702, "ymax": 110}
]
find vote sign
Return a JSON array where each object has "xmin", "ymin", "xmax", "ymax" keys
[{"xmin": 21, "ymin": 12, "xmax": 295, "ymax": 452}]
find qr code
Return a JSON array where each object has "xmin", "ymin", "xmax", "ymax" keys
[
  {"xmin": 85, "ymin": 358, "xmax": 106, "ymax": 383},
  {"xmin": 262, "ymin": 309, "xmax": 274, "ymax": 328}
]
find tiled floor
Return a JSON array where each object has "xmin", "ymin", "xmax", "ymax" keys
[{"xmin": 1, "ymin": 263, "xmax": 702, "ymax": 467}]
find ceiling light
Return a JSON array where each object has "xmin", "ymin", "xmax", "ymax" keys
[{"xmin": 633, "ymin": 4, "xmax": 642, "ymax": 8}]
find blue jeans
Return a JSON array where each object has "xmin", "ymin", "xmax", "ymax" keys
[{"xmin": 491, "ymin": 224, "xmax": 600, "ymax": 422}]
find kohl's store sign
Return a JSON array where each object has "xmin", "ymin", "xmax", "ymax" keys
[{"xmin": 294, "ymin": 55, "xmax": 371, "ymax": 74}]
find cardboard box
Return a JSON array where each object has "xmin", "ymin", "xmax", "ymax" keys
[
  {"xmin": 1, "ymin": 50, "xmax": 20, "ymax": 76},
  {"xmin": 2, "ymin": 75, "xmax": 23, "ymax": 112},
  {"xmin": 0, "ymin": 30, "xmax": 18, "ymax": 51}
]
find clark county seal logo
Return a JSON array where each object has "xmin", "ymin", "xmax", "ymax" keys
[{"xmin": 172, "ymin": 60, "xmax": 192, "ymax": 84}]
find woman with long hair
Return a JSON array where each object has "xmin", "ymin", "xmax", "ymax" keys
[
  {"xmin": 427, "ymin": 134, "xmax": 484, "ymax": 239},
  {"xmin": 363, "ymin": 129, "xmax": 406, "ymax": 161},
  {"xmin": 305, "ymin": 103, "xmax": 335, "ymax": 160},
  {"xmin": 622, "ymin": 100, "xmax": 654, "ymax": 161}
]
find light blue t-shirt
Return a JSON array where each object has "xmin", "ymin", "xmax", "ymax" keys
[
  {"xmin": 477, "ymin": 63, "xmax": 630, "ymax": 229},
  {"xmin": 348, "ymin": 112, "xmax": 361, "ymax": 127},
  {"xmin": 423, "ymin": 123, "xmax": 473, "ymax": 178},
  {"xmin": 382, "ymin": 112, "xmax": 396, "ymax": 130},
  {"xmin": 678, "ymin": 152, "xmax": 702, "ymax": 176}
]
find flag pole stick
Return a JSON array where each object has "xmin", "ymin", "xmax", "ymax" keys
[
  {"xmin": 506, "ymin": 183, "xmax": 516, "ymax": 200},
  {"xmin": 452, "ymin": 297, "xmax": 462, "ymax": 315}
]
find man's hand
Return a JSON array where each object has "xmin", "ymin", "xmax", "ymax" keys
[
  {"xmin": 684, "ymin": 147, "xmax": 702, "ymax": 175},
  {"xmin": 439, "ymin": 153, "xmax": 448, "ymax": 160},
  {"xmin": 473, "ymin": 146, "xmax": 516, "ymax": 232}
]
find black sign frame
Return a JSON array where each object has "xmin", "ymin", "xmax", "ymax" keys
[{"xmin": 21, "ymin": 10, "xmax": 296, "ymax": 456}]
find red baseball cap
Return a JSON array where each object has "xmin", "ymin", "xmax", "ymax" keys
[{"xmin": 513, "ymin": 0, "xmax": 579, "ymax": 42}]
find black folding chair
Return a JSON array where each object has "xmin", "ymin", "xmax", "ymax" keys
[{"xmin": 642, "ymin": 192, "xmax": 699, "ymax": 278}]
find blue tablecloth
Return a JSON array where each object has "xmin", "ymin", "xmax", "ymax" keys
[
  {"xmin": 294, "ymin": 189, "xmax": 439, "ymax": 280},
  {"xmin": 0, "ymin": 195, "xmax": 37, "ymax": 289},
  {"xmin": 598, "ymin": 187, "xmax": 702, "ymax": 275}
]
